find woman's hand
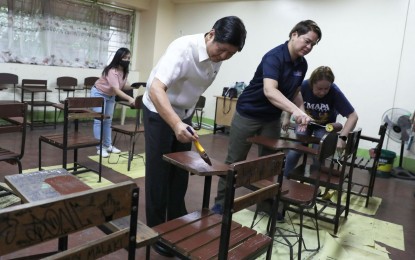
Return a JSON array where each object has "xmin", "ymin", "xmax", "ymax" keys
[{"xmin": 128, "ymin": 97, "xmax": 135, "ymax": 108}]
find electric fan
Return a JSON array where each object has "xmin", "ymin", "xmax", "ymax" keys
[{"xmin": 381, "ymin": 108, "xmax": 415, "ymax": 180}]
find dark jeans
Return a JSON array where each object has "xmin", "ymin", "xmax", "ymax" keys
[{"xmin": 143, "ymin": 105, "xmax": 192, "ymax": 227}]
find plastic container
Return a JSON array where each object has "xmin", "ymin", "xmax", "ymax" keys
[{"xmin": 377, "ymin": 149, "xmax": 396, "ymax": 178}]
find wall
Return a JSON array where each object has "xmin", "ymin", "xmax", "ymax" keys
[{"xmin": 170, "ymin": 0, "xmax": 415, "ymax": 160}]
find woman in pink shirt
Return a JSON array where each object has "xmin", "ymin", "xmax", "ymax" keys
[{"xmin": 91, "ymin": 47, "xmax": 135, "ymax": 158}]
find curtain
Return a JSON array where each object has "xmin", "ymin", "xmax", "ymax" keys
[{"xmin": 0, "ymin": 0, "xmax": 133, "ymax": 68}]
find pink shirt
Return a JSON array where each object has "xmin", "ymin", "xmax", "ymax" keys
[{"xmin": 95, "ymin": 68, "xmax": 128, "ymax": 96}]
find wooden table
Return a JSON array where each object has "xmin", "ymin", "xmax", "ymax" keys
[
  {"xmin": 247, "ymin": 135, "xmax": 320, "ymax": 154},
  {"xmin": 4, "ymin": 168, "xmax": 89, "ymax": 203},
  {"xmin": 163, "ymin": 151, "xmax": 229, "ymax": 208},
  {"xmin": 55, "ymin": 86, "xmax": 84, "ymax": 103}
]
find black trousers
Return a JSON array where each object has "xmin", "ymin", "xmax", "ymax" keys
[{"xmin": 143, "ymin": 105, "xmax": 192, "ymax": 227}]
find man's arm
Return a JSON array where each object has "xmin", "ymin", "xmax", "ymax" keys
[
  {"xmin": 148, "ymin": 78, "xmax": 196, "ymax": 143},
  {"xmin": 263, "ymin": 78, "xmax": 311, "ymax": 130}
]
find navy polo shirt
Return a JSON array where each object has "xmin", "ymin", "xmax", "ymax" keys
[{"xmin": 237, "ymin": 42, "xmax": 307, "ymax": 121}]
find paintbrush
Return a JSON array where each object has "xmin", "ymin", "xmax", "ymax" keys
[{"xmin": 186, "ymin": 126, "xmax": 212, "ymax": 166}]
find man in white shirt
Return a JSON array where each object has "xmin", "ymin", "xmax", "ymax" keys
[{"xmin": 142, "ymin": 15, "xmax": 246, "ymax": 257}]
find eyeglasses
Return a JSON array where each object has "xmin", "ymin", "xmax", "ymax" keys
[{"xmin": 299, "ymin": 35, "xmax": 318, "ymax": 47}]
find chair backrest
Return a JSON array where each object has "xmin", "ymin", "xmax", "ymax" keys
[
  {"xmin": 0, "ymin": 181, "xmax": 139, "ymax": 259},
  {"xmin": 195, "ymin": 95, "xmax": 206, "ymax": 109},
  {"xmin": 0, "ymin": 102, "xmax": 27, "ymax": 160},
  {"xmin": 62, "ymin": 97, "xmax": 104, "ymax": 138},
  {"xmin": 370, "ymin": 123, "xmax": 388, "ymax": 170},
  {"xmin": 0, "ymin": 73, "xmax": 18, "ymax": 85},
  {"xmin": 83, "ymin": 76, "xmax": 99, "ymax": 88},
  {"xmin": 221, "ymin": 153, "xmax": 285, "ymax": 259},
  {"xmin": 316, "ymin": 131, "xmax": 339, "ymax": 163},
  {"xmin": 133, "ymin": 95, "xmax": 144, "ymax": 129},
  {"xmin": 57, "ymin": 76, "xmax": 78, "ymax": 87},
  {"xmin": 329, "ymin": 129, "xmax": 362, "ymax": 184},
  {"xmin": 21, "ymin": 79, "xmax": 47, "ymax": 90},
  {"xmin": 131, "ymin": 82, "xmax": 146, "ymax": 89}
]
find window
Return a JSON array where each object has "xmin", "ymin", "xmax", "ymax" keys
[{"xmin": 0, "ymin": 0, "xmax": 134, "ymax": 68}]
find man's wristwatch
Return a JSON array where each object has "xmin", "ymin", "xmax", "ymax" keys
[{"xmin": 339, "ymin": 135, "xmax": 348, "ymax": 142}]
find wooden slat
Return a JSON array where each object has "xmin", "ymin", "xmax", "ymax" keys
[
  {"xmin": 175, "ymin": 221, "xmax": 241, "ymax": 253},
  {"xmin": 153, "ymin": 209, "xmax": 212, "ymax": 235},
  {"xmin": 233, "ymin": 184, "xmax": 279, "ymax": 213},
  {"xmin": 102, "ymin": 216, "xmax": 159, "ymax": 248},
  {"xmin": 227, "ymin": 234, "xmax": 272, "ymax": 260},
  {"xmin": 43, "ymin": 229, "xmax": 130, "ymax": 260},
  {"xmin": 39, "ymin": 133, "xmax": 100, "ymax": 149},
  {"xmin": 68, "ymin": 112, "xmax": 103, "ymax": 120},
  {"xmin": 161, "ymin": 214, "xmax": 222, "ymax": 244},
  {"xmin": 189, "ymin": 226, "xmax": 257, "ymax": 260},
  {"xmin": 232, "ymin": 153, "xmax": 284, "ymax": 188}
]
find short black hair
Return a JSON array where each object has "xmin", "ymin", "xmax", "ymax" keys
[
  {"xmin": 211, "ymin": 16, "xmax": 247, "ymax": 52},
  {"xmin": 289, "ymin": 20, "xmax": 322, "ymax": 43},
  {"xmin": 103, "ymin": 47, "xmax": 131, "ymax": 80}
]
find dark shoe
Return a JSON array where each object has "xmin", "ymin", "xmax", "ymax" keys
[
  {"xmin": 211, "ymin": 203, "xmax": 223, "ymax": 214},
  {"xmin": 152, "ymin": 242, "xmax": 174, "ymax": 257}
]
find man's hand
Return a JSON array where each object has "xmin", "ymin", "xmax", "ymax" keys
[
  {"xmin": 292, "ymin": 110, "xmax": 312, "ymax": 132},
  {"xmin": 174, "ymin": 122, "xmax": 197, "ymax": 143}
]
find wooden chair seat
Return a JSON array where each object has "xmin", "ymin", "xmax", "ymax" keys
[
  {"xmin": 39, "ymin": 97, "xmax": 105, "ymax": 181},
  {"xmin": 306, "ymin": 166, "xmax": 342, "ymax": 186},
  {"xmin": 156, "ymin": 153, "xmax": 285, "ymax": 260},
  {"xmin": 111, "ymin": 124, "xmax": 144, "ymax": 135},
  {"xmin": 40, "ymin": 133, "xmax": 100, "ymax": 149},
  {"xmin": 25, "ymin": 100, "xmax": 55, "ymax": 106},
  {"xmin": 282, "ymin": 179, "xmax": 316, "ymax": 205},
  {"xmin": 0, "ymin": 148, "xmax": 20, "ymax": 162},
  {"xmin": 153, "ymin": 209, "xmax": 272, "ymax": 260},
  {"xmin": 0, "ymin": 102, "xmax": 27, "ymax": 173}
]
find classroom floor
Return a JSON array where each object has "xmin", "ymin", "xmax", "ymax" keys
[{"xmin": 1, "ymin": 122, "xmax": 414, "ymax": 259}]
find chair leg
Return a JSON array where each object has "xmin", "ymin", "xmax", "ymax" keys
[
  {"xmin": 314, "ymin": 205, "xmax": 320, "ymax": 250},
  {"xmin": 17, "ymin": 160, "xmax": 22, "ymax": 174},
  {"xmin": 299, "ymin": 206, "xmax": 320, "ymax": 257},
  {"xmin": 128, "ymin": 134, "xmax": 134, "ymax": 171},
  {"xmin": 251, "ymin": 206, "xmax": 261, "ymax": 228},
  {"xmin": 39, "ymin": 139, "xmax": 42, "ymax": 171},
  {"xmin": 298, "ymin": 210, "xmax": 303, "ymax": 260}
]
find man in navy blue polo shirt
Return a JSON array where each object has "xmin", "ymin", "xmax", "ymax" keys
[{"xmin": 213, "ymin": 20, "xmax": 322, "ymax": 213}]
